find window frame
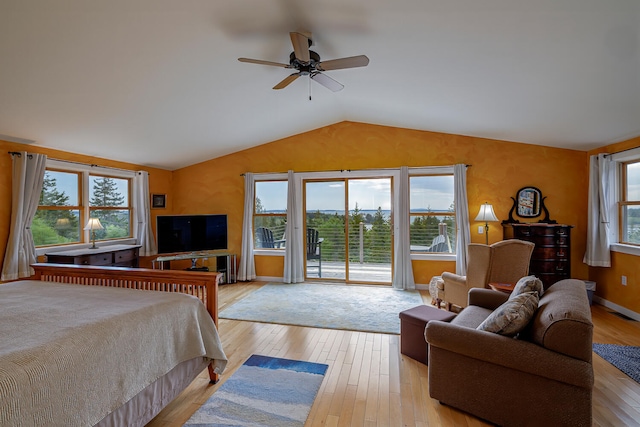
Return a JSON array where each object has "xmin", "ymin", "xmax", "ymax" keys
[
  {"xmin": 408, "ymin": 173, "xmax": 456, "ymax": 255},
  {"xmin": 253, "ymin": 179, "xmax": 288, "ymax": 251},
  {"xmin": 88, "ymin": 173, "xmax": 134, "ymax": 242},
  {"xmin": 609, "ymin": 148, "xmax": 640, "ymax": 257},
  {"xmin": 36, "ymin": 168, "xmax": 84, "ymax": 245},
  {"xmin": 618, "ymin": 159, "xmax": 640, "ymax": 247},
  {"xmin": 35, "ymin": 160, "xmax": 138, "ymax": 256}
]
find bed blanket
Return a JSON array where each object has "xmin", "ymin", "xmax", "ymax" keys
[{"xmin": 0, "ymin": 280, "xmax": 227, "ymax": 427}]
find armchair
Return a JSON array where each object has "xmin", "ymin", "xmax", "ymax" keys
[{"xmin": 438, "ymin": 239, "xmax": 534, "ymax": 310}]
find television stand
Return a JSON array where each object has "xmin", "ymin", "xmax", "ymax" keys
[{"xmin": 152, "ymin": 250, "xmax": 237, "ymax": 284}]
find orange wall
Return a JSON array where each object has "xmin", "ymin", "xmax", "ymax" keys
[
  {"xmin": 4, "ymin": 122, "xmax": 638, "ymax": 313},
  {"xmin": 171, "ymin": 121, "xmax": 589, "ymax": 285},
  {"xmin": 0, "ymin": 139, "xmax": 173, "ymax": 273},
  {"xmin": 587, "ymin": 136, "xmax": 640, "ymax": 313}
]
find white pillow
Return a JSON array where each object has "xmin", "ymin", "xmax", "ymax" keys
[{"xmin": 477, "ymin": 291, "xmax": 539, "ymax": 336}]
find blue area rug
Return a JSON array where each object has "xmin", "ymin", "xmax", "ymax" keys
[
  {"xmin": 593, "ymin": 343, "xmax": 640, "ymax": 383},
  {"xmin": 184, "ymin": 355, "xmax": 328, "ymax": 427},
  {"xmin": 220, "ymin": 283, "xmax": 424, "ymax": 334}
]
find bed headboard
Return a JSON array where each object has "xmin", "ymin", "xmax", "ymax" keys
[{"xmin": 31, "ymin": 263, "xmax": 221, "ymax": 325}]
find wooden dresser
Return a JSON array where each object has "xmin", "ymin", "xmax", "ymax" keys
[
  {"xmin": 45, "ymin": 244, "xmax": 141, "ymax": 268},
  {"xmin": 503, "ymin": 224, "xmax": 572, "ymax": 289}
]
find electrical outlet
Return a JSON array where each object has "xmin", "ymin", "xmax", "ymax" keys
[
  {"xmin": 622, "ymin": 275, "xmax": 627, "ymax": 286},
  {"xmin": 478, "ymin": 226, "xmax": 484, "ymax": 234}
]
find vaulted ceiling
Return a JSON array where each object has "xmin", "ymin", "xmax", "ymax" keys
[{"xmin": 1, "ymin": 0, "xmax": 639, "ymax": 170}]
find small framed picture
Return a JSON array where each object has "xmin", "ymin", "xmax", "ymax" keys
[{"xmin": 152, "ymin": 194, "xmax": 166, "ymax": 209}]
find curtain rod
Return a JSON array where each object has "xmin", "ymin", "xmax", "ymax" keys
[
  {"xmin": 8, "ymin": 151, "xmax": 32, "ymax": 158},
  {"xmin": 9, "ymin": 151, "xmax": 147, "ymax": 175},
  {"xmin": 48, "ymin": 157, "xmax": 140, "ymax": 174},
  {"xmin": 240, "ymin": 164, "xmax": 471, "ymax": 176},
  {"xmin": 603, "ymin": 145, "xmax": 640, "ymax": 158}
]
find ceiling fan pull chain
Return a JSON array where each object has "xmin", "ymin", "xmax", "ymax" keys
[{"xmin": 309, "ymin": 77, "xmax": 312, "ymax": 101}]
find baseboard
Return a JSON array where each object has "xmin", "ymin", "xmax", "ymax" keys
[
  {"xmin": 592, "ymin": 296, "xmax": 640, "ymax": 321},
  {"xmin": 255, "ymin": 276, "xmax": 284, "ymax": 283},
  {"xmin": 415, "ymin": 283, "xmax": 429, "ymax": 291}
]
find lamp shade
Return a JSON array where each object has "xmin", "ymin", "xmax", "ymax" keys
[
  {"xmin": 475, "ymin": 203, "xmax": 499, "ymax": 222},
  {"xmin": 55, "ymin": 218, "xmax": 70, "ymax": 228},
  {"xmin": 84, "ymin": 218, "xmax": 104, "ymax": 231}
]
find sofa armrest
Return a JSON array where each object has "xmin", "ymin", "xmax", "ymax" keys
[
  {"xmin": 467, "ymin": 288, "xmax": 509, "ymax": 310},
  {"xmin": 425, "ymin": 320, "xmax": 593, "ymax": 389}
]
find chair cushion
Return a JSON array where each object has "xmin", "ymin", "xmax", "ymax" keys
[
  {"xmin": 510, "ymin": 275, "xmax": 544, "ymax": 299},
  {"xmin": 477, "ymin": 291, "xmax": 540, "ymax": 336}
]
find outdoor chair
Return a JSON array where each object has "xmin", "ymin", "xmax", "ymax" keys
[
  {"xmin": 426, "ymin": 234, "xmax": 451, "ymax": 253},
  {"xmin": 256, "ymin": 227, "xmax": 275, "ymax": 248},
  {"xmin": 306, "ymin": 228, "xmax": 322, "ymax": 277}
]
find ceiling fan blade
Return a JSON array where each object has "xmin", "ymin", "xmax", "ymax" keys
[
  {"xmin": 310, "ymin": 72, "xmax": 344, "ymax": 92},
  {"xmin": 273, "ymin": 73, "xmax": 300, "ymax": 90},
  {"xmin": 316, "ymin": 55, "xmax": 370, "ymax": 71},
  {"xmin": 238, "ymin": 58, "xmax": 290, "ymax": 68},
  {"xmin": 290, "ymin": 32, "xmax": 310, "ymax": 63}
]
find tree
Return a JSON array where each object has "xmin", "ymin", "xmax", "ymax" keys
[
  {"xmin": 90, "ymin": 177, "xmax": 127, "ymax": 239},
  {"xmin": 33, "ymin": 172, "xmax": 79, "ymax": 244},
  {"xmin": 368, "ymin": 207, "xmax": 391, "ymax": 263},
  {"xmin": 40, "ymin": 173, "xmax": 70, "ymax": 206},
  {"xmin": 348, "ymin": 203, "xmax": 366, "ymax": 262},
  {"xmin": 91, "ymin": 177, "xmax": 125, "ymax": 207}
]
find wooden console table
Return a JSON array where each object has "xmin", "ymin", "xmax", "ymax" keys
[
  {"xmin": 488, "ymin": 282, "xmax": 515, "ymax": 294},
  {"xmin": 152, "ymin": 251, "xmax": 237, "ymax": 284},
  {"xmin": 45, "ymin": 244, "xmax": 141, "ymax": 267}
]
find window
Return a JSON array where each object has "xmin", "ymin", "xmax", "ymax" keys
[
  {"xmin": 33, "ymin": 170, "xmax": 82, "ymax": 246},
  {"xmin": 254, "ymin": 180, "xmax": 287, "ymax": 249},
  {"xmin": 33, "ymin": 164, "xmax": 133, "ymax": 247},
  {"xmin": 409, "ymin": 175, "xmax": 456, "ymax": 253},
  {"xmin": 620, "ymin": 160, "xmax": 640, "ymax": 245},
  {"xmin": 88, "ymin": 175, "xmax": 132, "ymax": 241}
]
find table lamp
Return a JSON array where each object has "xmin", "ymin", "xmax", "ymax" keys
[
  {"xmin": 84, "ymin": 218, "xmax": 104, "ymax": 249},
  {"xmin": 475, "ymin": 203, "xmax": 499, "ymax": 245}
]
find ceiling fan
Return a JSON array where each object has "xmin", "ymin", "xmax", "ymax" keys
[{"xmin": 238, "ymin": 31, "xmax": 369, "ymax": 93}]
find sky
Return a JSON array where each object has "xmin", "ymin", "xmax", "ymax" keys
[
  {"xmin": 629, "ymin": 162, "xmax": 640, "ymax": 200},
  {"xmin": 46, "ymin": 170, "xmax": 129, "ymax": 205},
  {"xmin": 256, "ymin": 176, "xmax": 454, "ymax": 213}
]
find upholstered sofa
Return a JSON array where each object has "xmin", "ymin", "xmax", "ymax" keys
[{"xmin": 425, "ymin": 279, "xmax": 594, "ymax": 426}]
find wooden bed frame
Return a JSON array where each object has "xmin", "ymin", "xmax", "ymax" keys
[{"xmin": 31, "ymin": 262, "xmax": 222, "ymax": 383}]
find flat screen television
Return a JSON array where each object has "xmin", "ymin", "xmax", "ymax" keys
[{"xmin": 156, "ymin": 214, "xmax": 227, "ymax": 254}]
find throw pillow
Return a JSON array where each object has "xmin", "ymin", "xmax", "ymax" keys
[
  {"xmin": 510, "ymin": 275, "xmax": 544, "ymax": 300},
  {"xmin": 477, "ymin": 291, "xmax": 540, "ymax": 336}
]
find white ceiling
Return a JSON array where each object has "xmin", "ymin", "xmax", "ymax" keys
[{"xmin": 1, "ymin": 0, "xmax": 639, "ymax": 170}]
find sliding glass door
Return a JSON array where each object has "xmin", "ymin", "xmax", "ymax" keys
[{"xmin": 304, "ymin": 177, "xmax": 392, "ymax": 283}]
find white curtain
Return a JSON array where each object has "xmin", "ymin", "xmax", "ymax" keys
[
  {"xmin": 238, "ymin": 173, "xmax": 256, "ymax": 281},
  {"xmin": 133, "ymin": 171, "xmax": 157, "ymax": 256},
  {"xmin": 283, "ymin": 170, "xmax": 304, "ymax": 283},
  {"xmin": 1, "ymin": 152, "xmax": 47, "ymax": 281},
  {"xmin": 392, "ymin": 166, "xmax": 416, "ymax": 289},
  {"xmin": 453, "ymin": 164, "xmax": 471, "ymax": 275},
  {"xmin": 583, "ymin": 154, "xmax": 614, "ymax": 267}
]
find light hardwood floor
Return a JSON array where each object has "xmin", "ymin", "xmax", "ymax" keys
[{"xmin": 147, "ymin": 281, "xmax": 640, "ymax": 427}]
